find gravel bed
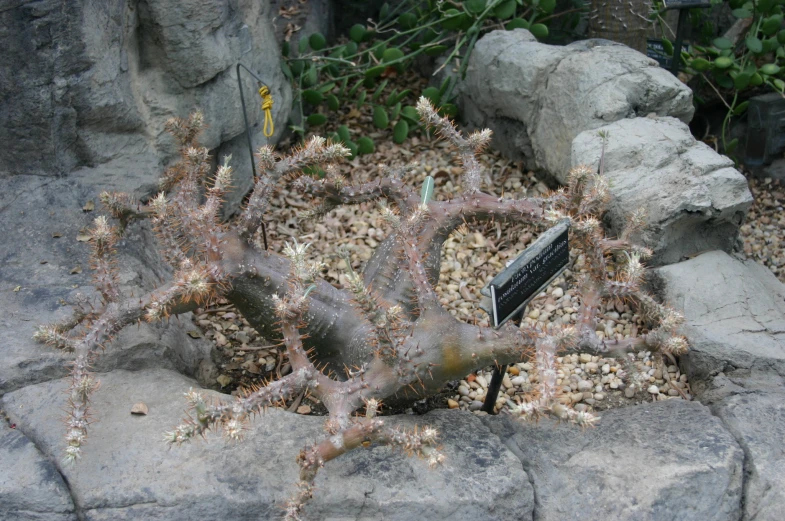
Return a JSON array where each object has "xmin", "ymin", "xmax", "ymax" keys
[
  {"xmin": 188, "ymin": 67, "xmax": 711, "ymax": 418},
  {"xmin": 741, "ymin": 176, "xmax": 784, "ymax": 282}
]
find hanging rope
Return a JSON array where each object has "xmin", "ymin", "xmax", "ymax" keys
[{"xmin": 259, "ymin": 85, "xmax": 274, "ymax": 137}]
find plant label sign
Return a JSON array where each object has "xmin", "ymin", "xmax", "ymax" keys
[{"xmin": 480, "ymin": 220, "xmax": 570, "ymax": 329}]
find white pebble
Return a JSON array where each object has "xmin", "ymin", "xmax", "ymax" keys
[{"xmin": 647, "ymin": 385, "xmax": 660, "ymax": 395}]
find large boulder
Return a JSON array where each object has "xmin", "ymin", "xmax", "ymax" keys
[
  {"xmin": 1, "ymin": 0, "xmax": 291, "ymax": 213},
  {"xmin": 458, "ymin": 30, "xmax": 694, "ymax": 178},
  {"xmin": 0, "ymin": 421, "xmax": 77, "ymax": 521},
  {"xmin": 654, "ymin": 250, "xmax": 785, "ymax": 392},
  {"xmin": 572, "ymin": 117, "xmax": 752, "ymax": 265},
  {"xmin": 1, "ymin": 368, "xmax": 534, "ymax": 521},
  {"xmin": 484, "ymin": 399, "xmax": 744, "ymax": 521},
  {"xmin": 0, "ymin": 175, "xmax": 216, "ymax": 396}
]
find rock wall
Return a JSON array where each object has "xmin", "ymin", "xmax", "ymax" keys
[{"xmin": 1, "ymin": 0, "xmax": 291, "ymax": 208}]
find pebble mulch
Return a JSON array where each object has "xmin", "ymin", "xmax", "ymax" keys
[{"xmin": 741, "ymin": 176, "xmax": 784, "ymax": 282}]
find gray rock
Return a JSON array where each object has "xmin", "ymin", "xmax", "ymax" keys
[
  {"xmin": 0, "ymin": 175, "xmax": 215, "ymax": 396},
  {"xmin": 484, "ymin": 400, "xmax": 743, "ymax": 521},
  {"xmin": 2, "ymin": 368, "xmax": 533, "ymax": 521},
  {"xmin": 572, "ymin": 118, "xmax": 752, "ymax": 265},
  {"xmin": 655, "ymin": 251, "xmax": 785, "ymax": 392},
  {"xmin": 712, "ymin": 393, "xmax": 785, "ymax": 521},
  {"xmin": 459, "ymin": 30, "xmax": 693, "ymax": 178},
  {"xmin": 1, "ymin": 0, "xmax": 291, "ymax": 215},
  {"xmin": 0, "ymin": 421, "xmax": 77, "ymax": 521}
]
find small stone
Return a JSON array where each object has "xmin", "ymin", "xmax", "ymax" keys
[
  {"xmin": 502, "ymin": 374, "xmax": 513, "ymax": 389},
  {"xmin": 476, "ymin": 375, "xmax": 488, "ymax": 388},
  {"xmin": 574, "ymin": 403, "xmax": 588, "ymax": 412},
  {"xmin": 216, "ymin": 375, "xmax": 232, "ymax": 388},
  {"xmin": 594, "ymin": 393, "xmax": 605, "ymax": 401},
  {"xmin": 579, "ymin": 353, "xmax": 592, "ymax": 364},
  {"xmin": 469, "ymin": 400, "xmax": 484, "ymax": 411},
  {"xmin": 130, "ymin": 402, "xmax": 148, "ymax": 415},
  {"xmin": 570, "ymin": 392, "xmax": 584, "ymax": 404},
  {"xmin": 528, "ymin": 308, "xmax": 540, "ymax": 320},
  {"xmin": 296, "ymin": 405, "xmax": 311, "ymax": 415},
  {"xmin": 458, "ymin": 385, "xmax": 470, "ymax": 396},
  {"xmin": 511, "ymin": 376, "xmax": 527, "ymax": 386},
  {"xmin": 577, "ymin": 380, "xmax": 593, "ymax": 392},
  {"xmin": 552, "ymin": 287, "xmax": 564, "ymax": 298},
  {"xmin": 624, "ymin": 387, "xmax": 635, "ymax": 398},
  {"xmin": 647, "ymin": 385, "xmax": 660, "ymax": 395},
  {"xmin": 667, "ymin": 389, "xmax": 680, "ymax": 397},
  {"xmin": 448, "ymin": 398, "xmax": 460, "ymax": 409}
]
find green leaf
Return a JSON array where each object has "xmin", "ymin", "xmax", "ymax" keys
[
  {"xmin": 715, "ymin": 73, "xmax": 734, "ymax": 89},
  {"xmin": 302, "ymin": 90, "xmax": 324, "ymax": 105},
  {"xmin": 762, "ymin": 15, "xmax": 783, "ymax": 36},
  {"xmin": 732, "ymin": 8, "xmax": 753, "ymax": 18},
  {"xmin": 439, "ymin": 103, "xmax": 458, "ymax": 117},
  {"xmin": 281, "ymin": 61, "xmax": 293, "ymax": 81},
  {"xmin": 441, "ymin": 9, "xmax": 464, "ymax": 30},
  {"xmin": 494, "ymin": 0, "xmax": 517, "ymax": 19},
  {"xmin": 337, "ymin": 125, "xmax": 351, "ymax": 143},
  {"xmin": 303, "ymin": 66, "xmax": 318, "ymax": 87},
  {"xmin": 662, "ymin": 37, "xmax": 674, "ymax": 56},
  {"xmin": 345, "ymin": 140, "xmax": 358, "ymax": 159},
  {"xmin": 466, "ymin": 0, "xmax": 487, "ymax": 14},
  {"xmin": 309, "ymin": 33, "xmax": 326, "ymax": 51},
  {"xmin": 382, "ymin": 47, "xmax": 405, "ymax": 64},
  {"xmin": 373, "ymin": 106, "xmax": 390, "ymax": 128},
  {"xmin": 348, "ymin": 80, "xmax": 363, "ymax": 97},
  {"xmin": 289, "ymin": 125, "xmax": 306, "ymax": 135},
  {"xmin": 326, "ymin": 94, "xmax": 340, "ymax": 111},
  {"xmin": 762, "ymin": 37, "xmax": 779, "ymax": 53},
  {"xmin": 345, "ymin": 41, "xmax": 359, "ymax": 56},
  {"xmin": 420, "ymin": 175, "xmax": 435, "ymax": 204},
  {"xmin": 439, "ymin": 76, "xmax": 452, "ymax": 96},
  {"xmin": 401, "ymin": 105, "xmax": 420, "ymax": 123},
  {"xmin": 386, "ymin": 89, "xmax": 399, "ymax": 106},
  {"xmin": 733, "ymin": 101, "xmax": 749, "ymax": 115},
  {"xmin": 761, "ymin": 63, "xmax": 781, "ymax": 75},
  {"xmin": 390, "ymin": 102, "xmax": 402, "ymax": 121},
  {"xmin": 318, "ymin": 82, "xmax": 337, "ymax": 93},
  {"xmin": 349, "ymin": 24, "xmax": 366, "ymax": 43},
  {"xmin": 424, "ymin": 44, "xmax": 449, "ymax": 56},
  {"xmin": 357, "ymin": 136, "xmax": 375, "ymax": 155},
  {"xmin": 393, "ymin": 119, "xmax": 409, "ymax": 144},
  {"xmin": 690, "ymin": 58, "xmax": 712, "ymax": 72},
  {"xmin": 725, "ymin": 138, "xmax": 739, "ymax": 155},
  {"xmin": 365, "ymin": 65, "xmax": 386, "ymax": 79},
  {"xmin": 746, "ymin": 36, "xmax": 763, "ymax": 53},
  {"xmin": 306, "ymin": 113, "xmax": 327, "ymax": 126},
  {"xmin": 714, "ymin": 56, "xmax": 734, "ymax": 69},
  {"xmin": 530, "ymin": 23, "xmax": 549, "ymax": 40},
  {"xmin": 750, "ymin": 72, "xmax": 764, "ymax": 86},
  {"xmin": 357, "ymin": 90, "xmax": 367, "ymax": 108},
  {"xmin": 380, "ymin": 2, "xmax": 390, "ymax": 20},
  {"xmin": 282, "ymin": 41, "xmax": 290, "ymax": 57},
  {"xmin": 734, "ymin": 72, "xmax": 751, "ymax": 90},
  {"xmin": 539, "ymin": 0, "xmax": 556, "ymax": 14},
  {"xmin": 774, "ymin": 78, "xmax": 785, "ymax": 91},
  {"xmin": 421, "ymin": 86, "xmax": 441, "ymax": 105},
  {"xmin": 298, "ymin": 37, "xmax": 309, "ymax": 54},
  {"xmin": 778, "ymin": 29, "xmax": 785, "ymax": 44},
  {"xmin": 371, "ymin": 42, "xmax": 388, "ymax": 60},
  {"xmin": 392, "ymin": 89, "xmax": 411, "ymax": 104},
  {"xmin": 291, "ymin": 60, "xmax": 305, "ymax": 76},
  {"xmin": 398, "ymin": 12, "xmax": 417, "ymax": 29},
  {"xmin": 712, "ymin": 37, "xmax": 733, "ymax": 50},
  {"xmin": 506, "ymin": 18, "xmax": 529, "ymax": 30},
  {"xmin": 372, "ymin": 79, "xmax": 389, "ymax": 101}
]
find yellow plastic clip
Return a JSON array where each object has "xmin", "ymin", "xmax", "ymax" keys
[{"xmin": 259, "ymin": 85, "xmax": 274, "ymax": 137}]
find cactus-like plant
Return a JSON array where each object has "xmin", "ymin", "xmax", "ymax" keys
[{"xmin": 35, "ymin": 98, "xmax": 687, "ymax": 519}]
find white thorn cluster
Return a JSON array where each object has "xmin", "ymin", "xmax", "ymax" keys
[
  {"xmin": 256, "ymin": 145, "xmax": 276, "ymax": 170},
  {"xmin": 365, "ymin": 399, "xmax": 380, "ymax": 419},
  {"xmin": 213, "ymin": 156, "xmax": 233, "ymax": 191},
  {"xmin": 91, "ymin": 216, "xmax": 113, "ymax": 242},
  {"xmin": 150, "ymin": 192, "xmax": 168, "ymax": 215},
  {"xmin": 185, "ymin": 146, "xmax": 209, "ymax": 165},
  {"xmin": 467, "ymin": 128, "xmax": 493, "ymax": 150},
  {"xmin": 663, "ymin": 336, "xmax": 689, "ymax": 355}
]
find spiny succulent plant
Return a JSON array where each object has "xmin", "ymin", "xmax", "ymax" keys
[{"xmin": 35, "ymin": 97, "xmax": 686, "ymax": 519}]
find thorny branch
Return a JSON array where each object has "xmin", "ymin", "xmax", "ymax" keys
[{"xmin": 35, "ymin": 98, "xmax": 688, "ymax": 519}]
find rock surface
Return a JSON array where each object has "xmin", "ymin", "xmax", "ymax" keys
[
  {"xmin": 654, "ymin": 250, "xmax": 785, "ymax": 389},
  {"xmin": 1, "ymin": 0, "xmax": 290, "ymax": 215},
  {"xmin": 712, "ymin": 393, "xmax": 785, "ymax": 521},
  {"xmin": 0, "ymin": 421, "xmax": 77, "ymax": 521},
  {"xmin": 0, "ymin": 175, "xmax": 215, "ymax": 396},
  {"xmin": 484, "ymin": 399, "xmax": 744, "ymax": 521},
  {"xmin": 572, "ymin": 117, "xmax": 752, "ymax": 265},
  {"xmin": 459, "ymin": 30, "xmax": 693, "ymax": 178},
  {"xmin": 1, "ymin": 368, "xmax": 533, "ymax": 521}
]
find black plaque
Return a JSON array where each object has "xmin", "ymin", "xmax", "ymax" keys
[{"xmin": 480, "ymin": 220, "xmax": 570, "ymax": 329}]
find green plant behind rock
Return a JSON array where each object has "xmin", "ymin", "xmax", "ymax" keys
[
  {"xmin": 282, "ymin": 0, "xmax": 579, "ymax": 153},
  {"xmin": 662, "ymin": 0, "xmax": 785, "ymax": 155}
]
